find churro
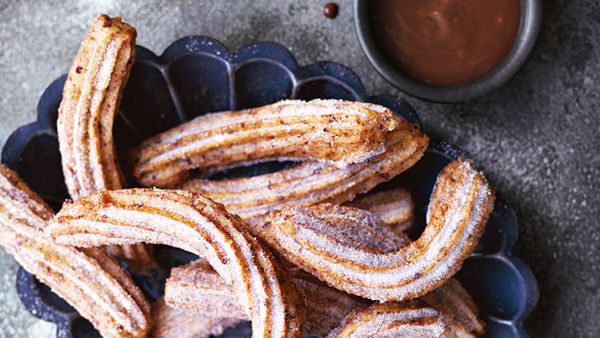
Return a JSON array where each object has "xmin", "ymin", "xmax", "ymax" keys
[
  {"xmin": 164, "ymin": 259, "xmax": 247, "ymax": 319},
  {"xmin": 56, "ymin": 14, "xmax": 154, "ymax": 270},
  {"xmin": 329, "ymin": 279, "xmax": 484, "ymax": 337},
  {"xmin": 260, "ymin": 159, "xmax": 495, "ymax": 301},
  {"xmin": 131, "ymin": 100, "xmax": 401, "ymax": 187},
  {"xmin": 182, "ymin": 118, "xmax": 429, "ymax": 226},
  {"xmin": 57, "ymin": 14, "xmax": 135, "ymax": 199},
  {"xmin": 327, "ymin": 301, "xmax": 450, "ymax": 337},
  {"xmin": 48, "ymin": 188, "xmax": 303, "ymax": 338},
  {"xmin": 165, "ymin": 258, "xmax": 368, "ymax": 337},
  {"xmin": 421, "ymin": 279, "xmax": 485, "ymax": 337},
  {"xmin": 0, "ymin": 165, "xmax": 150, "ymax": 338},
  {"xmin": 347, "ymin": 186, "xmax": 414, "ymax": 233},
  {"xmin": 151, "ymin": 298, "xmax": 242, "ymax": 338}
]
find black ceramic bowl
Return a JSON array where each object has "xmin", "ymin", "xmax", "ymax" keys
[
  {"xmin": 354, "ymin": 0, "xmax": 543, "ymax": 102},
  {"xmin": 2, "ymin": 37, "xmax": 537, "ymax": 337}
]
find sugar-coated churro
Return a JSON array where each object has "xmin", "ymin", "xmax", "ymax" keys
[
  {"xmin": 57, "ymin": 14, "xmax": 135, "ymax": 200},
  {"xmin": 0, "ymin": 165, "xmax": 150, "ymax": 338},
  {"xmin": 165, "ymin": 258, "xmax": 368, "ymax": 337},
  {"xmin": 327, "ymin": 301, "xmax": 449, "ymax": 337},
  {"xmin": 182, "ymin": 118, "xmax": 429, "ymax": 227},
  {"xmin": 421, "ymin": 279, "xmax": 485, "ymax": 337},
  {"xmin": 151, "ymin": 298, "xmax": 242, "ymax": 338},
  {"xmin": 57, "ymin": 14, "xmax": 155, "ymax": 271},
  {"xmin": 130, "ymin": 99, "xmax": 401, "ymax": 187},
  {"xmin": 347, "ymin": 186, "xmax": 414, "ymax": 234},
  {"xmin": 329, "ymin": 278, "xmax": 484, "ymax": 337},
  {"xmin": 48, "ymin": 188, "xmax": 304, "ymax": 338},
  {"xmin": 259, "ymin": 159, "xmax": 495, "ymax": 302}
]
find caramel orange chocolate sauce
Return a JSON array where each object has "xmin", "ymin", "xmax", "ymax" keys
[{"xmin": 370, "ymin": 0, "xmax": 521, "ymax": 86}]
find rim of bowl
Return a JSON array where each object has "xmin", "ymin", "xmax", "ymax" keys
[{"xmin": 354, "ymin": 0, "xmax": 543, "ymax": 103}]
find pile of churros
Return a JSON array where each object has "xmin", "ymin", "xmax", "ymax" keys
[{"xmin": 0, "ymin": 15, "xmax": 496, "ymax": 338}]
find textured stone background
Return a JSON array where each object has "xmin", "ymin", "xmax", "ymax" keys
[{"xmin": 0, "ymin": 0, "xmax": 598, "ymax": 337}]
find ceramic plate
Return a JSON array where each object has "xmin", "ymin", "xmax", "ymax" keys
[{"xmin": 1, "ymin": 37, "xmax": 538, "ymax": 338}]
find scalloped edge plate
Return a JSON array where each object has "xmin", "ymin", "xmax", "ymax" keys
[{"xmin": 2, "ymin": 36, "xmax": 537, "ymax": 338}]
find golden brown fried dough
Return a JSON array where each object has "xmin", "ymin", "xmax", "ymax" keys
[
  {"xmin": 292, "ymin": 269, "xmax": 369, "ymax": 337},
  {"xmin": 164, "ymin": 259, "xmax": 248, "ymax": 319},
  {"xmin": 182, "ymin": 118, "xmax": 429, "ymax": 226},
  {"xmin": 56, "ymin": 14, "xmax": 154, "ymax": 271},
  {"xmin": 328, "ymin": 279, "xmax": 485, "ymax": 338},
  {"xmin": 0, "ymin": 165, "xmax": 150, "ymax": 338},
  {"xmin": 327, "ymin": 300, "xmax": 451, "ymax": 338},
  {"xmin": 151, "ymin": 298, "xmax": 242, "ymax": 338},
  {"xmin": 305, "ymin": 203, "xmax": 411, "ymax": 252},
  {"xmin": 130, "ymin": 99, "xmax": 401, "ymax": 187},
  {"xmin": 57, "ymin": 14, "xmax": 134, "ymax": 199},
  {"xmin": 260, "ymin": 159, "xmax": 495, "ymax": 302},
  {"xmin": 163, "ymin": 201, "xmax": 483, "ymax": 337},
  {"xmin": 48, "ymin": 188, "xmax": 303, "ymax": 338},
  {"xmin": 347, "ymin": 186, "xmax": 414, "ymax": 234},
  {"xmin": 165, "ymin": 259, "xmax": 368, "ymax": 337},
  {"xmin": 165, "ymin": 259, "xmax": 483, "ymax": 337},
  {"xmin": 421, "ymin": 279, "xmax": 485, "ymax": 337}
]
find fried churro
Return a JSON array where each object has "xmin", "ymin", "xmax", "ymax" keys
[
  {"xmin": 57, "ymin": 14, "xmax": 134, "ymax": 199},
  {"xmin": 56, "ymin": 14, "xmax": 155, "ymax": 272},
  {"xmin": 421, "ymin": 279, "xmax": 485, "ymax": 337},
  {"xmin": 165, "ymin": 258, "xmax": 368, "ymax": 337},
  {"xmin": 165, "ymin": 257, "xmax": 483, "ymax": 336},
  {"xmin": 0, "ymin": 165, "xmax": 150, "ymax": 338},
  {"xmin": 151, "ymin": 298, "xmax": 242, "ymax": 338},
  {"xmin": 182, "ymin": 118, "xmax": 429, "ymax": 226},
  {"xmin": 131, "ymin": 100, "xmax": 401, "ymax": 187},
  {"xmin": 260, "ymin": 159, "xmax": 495, "ymax": 302},
  {"xmin": 327, "ymin": 300, "xmax": 451, "ymax": 338},
  {"xmin": 347, "ymin": 186, "xmax": 414, "ymax": 234},
  {"xmin": 48, "ymin": 188, "xmax": 304, "ymax": 338},
  {"xmin": 160, "ymin": 200, "xmax": 411, "ymax": 336},
  {"xmin": 164, "ymin": 259, "xmax": 247, "ymax": 319},
  {"xmin": 293, "ymin": 269, "xmax": 369, "ymax": 337},
  {"xmin": 329, "ymin": 278, "xmax": 484, "ymax": 338}
]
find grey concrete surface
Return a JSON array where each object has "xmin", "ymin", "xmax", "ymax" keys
[{"xmin": 0, "ymin": 0, "xmax": 598, "ymax": 337}]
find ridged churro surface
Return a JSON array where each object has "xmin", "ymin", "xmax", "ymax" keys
[
  {"xmin": 348, "ymin": 186, "xmax": 414, "ymax": 234},
  {"xmin": 131, "ymin": 100, "xmax": 401, "ymax": 187},
  {"xmin": 0, "ymin": 165, "xmax": 150, "ymax": 338},
  {"xmin": 48, "ymin": 188, "xmax": 303, "ymax": 338},
  {"xmin": 260, "ymin": 159, "xmax": 495, "ymax": 301},
  {"xmin": 57, "ymin": 14, "xmax": 135, "ymax": 199},
  {"xmin": 328, "ymin": 279, "xmax": 485, "ymax": 338},
  {"xmin": 151, "ymin": 298, "xmax": 242, "ymax": 338},
  {"xmin": 327, "ymin": 301, "xmax": 449, "ymax": 338},
  {"xmin": 165, "ymin": 258, "xmax": 368, "ymax": 337},
  {"xmin": 183, "ymin": 118, "xmax": 429, "ymax": 225},
  {"xmin": 57, "ymin": 14, "xmax": 155, "ymax": 270}
]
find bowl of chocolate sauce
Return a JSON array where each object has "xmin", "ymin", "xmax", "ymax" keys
[{"xmin": 354, "ymin": 0, "xmax": 542, "ymax": 102}]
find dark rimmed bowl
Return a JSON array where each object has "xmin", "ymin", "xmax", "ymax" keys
[{"xmin": 354, "ymin": 0, "xmax": 543, "ymax": 102}]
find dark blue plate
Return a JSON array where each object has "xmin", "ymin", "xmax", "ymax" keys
[{"xmin": 1, "ymin": 37, "xmax": 537, "ymax": 338}]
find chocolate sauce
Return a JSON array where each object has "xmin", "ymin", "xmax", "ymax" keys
[
  {"xmin": 324, "ymin": 3, "xmax": 339, "ymax": 19},
  {"xmin": 370, "ymin": 0, "xmax": 521, "ymax": 86}
]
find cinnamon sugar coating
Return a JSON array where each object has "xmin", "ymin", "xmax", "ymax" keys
[{"xmin": 260, "ymin": 159, "xmax": 495, "ymax": 302}]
